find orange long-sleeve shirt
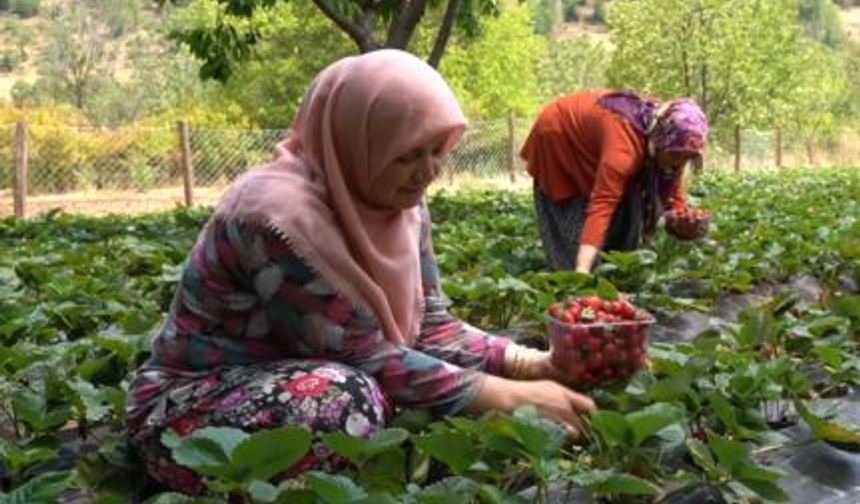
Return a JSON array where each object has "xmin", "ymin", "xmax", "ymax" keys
[{"xmin": 521, "ymin": 91, "xmax": 685, "ymax": 248}]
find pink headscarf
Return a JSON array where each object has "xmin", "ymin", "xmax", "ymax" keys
[{"xmin": 213, "ymin": 50, "xmax": 467, "ymax": 346}]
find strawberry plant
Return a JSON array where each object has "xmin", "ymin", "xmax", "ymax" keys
[{"xmin": 0, "ymin": 168, "xmax": 858, "ymax": 502}]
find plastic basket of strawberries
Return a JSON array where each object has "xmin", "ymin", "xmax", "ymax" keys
[
  {"xmin": 664, "ymin": 206, "xmax": 711, "ymax": 241},
  {"xmin": 546, "ymin": 296, "xmax": 654, "ymax": 388}
]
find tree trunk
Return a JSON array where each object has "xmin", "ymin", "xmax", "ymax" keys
[
  {"xmin": 734, "ymin": 125, "xmax": 741, "ymax": 173},
  {"xmin": 387, "ymin": 0, "xmax": 430, "ymax": 49},
  {"xmin": 312, "ymin": 0, "xmax": 380, "ymax": 52},
  {"xmin": 428, "ymin": 0, "xmax": 461, "ymax": 68},
  {"xmin": 806, "ymin": 140, "xmax": 815, "ymax": 166},
  {"xmin": 775, "ymin": 128, "xmax": 783, "ymax": 169}
]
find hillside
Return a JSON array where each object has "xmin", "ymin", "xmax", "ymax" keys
[
  {"xmin": 0, "ymin": 0, "xmax": 165, "ymax": 103},
  {"xmin": 1, "ymin": 0, "xmax": 859, "ymax": 104}
]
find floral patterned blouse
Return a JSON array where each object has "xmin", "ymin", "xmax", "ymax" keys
[{"xmin": 127, "ymin": 203, "xmax": 511, "ymax": 430}]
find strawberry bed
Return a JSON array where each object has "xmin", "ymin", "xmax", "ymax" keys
[{"xmin": 0, "ymin": 168, "xmax": 858, "ymax": 503}]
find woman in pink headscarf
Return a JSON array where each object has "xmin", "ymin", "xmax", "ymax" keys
[
  {"xmin": 521, "ymin": 91, "xmax": 710, "ymax": 273},
  {"xmin": 126, "ymin": 50, "xmax": 595, "ymax": 494}
]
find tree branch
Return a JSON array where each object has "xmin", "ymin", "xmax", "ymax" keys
[
  {"xmin": 387, "ymin": 0, "xmax": 430, "ymax": 49},
  {"xmin": 427, "ymin": 0, "xmax": 461, "ymax": 68},
  {"xmin": 312, "ymin": 0, "xmax": 379, "ymax": 52}
]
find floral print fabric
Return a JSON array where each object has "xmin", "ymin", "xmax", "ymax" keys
[{"xmin": 126, "ymin": 203, "xmax": 511, "ymax": 492}]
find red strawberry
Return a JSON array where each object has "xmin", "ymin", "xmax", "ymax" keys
[
  {"xmin": 577, "ymin": 371, "xmax": 594, "ymax": 385},
  {"xmin": 572, "ymin": 326, "xmax": 590, "ymax": 344},
  {"xmin": 588, "ymin": 351, "xmax": 605, "ymax": 370},
  {"xmin": 584, "ymin": 296, "xmax": 603, "ymax": 310},
  {"xmin": 603, "ymin": 343, "xmax": 618, "ymax": 360}
]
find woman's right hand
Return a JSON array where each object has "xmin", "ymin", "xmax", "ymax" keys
[{"xmin": 467, "ymin": 375, "xmax": 596, "ymax": 438}]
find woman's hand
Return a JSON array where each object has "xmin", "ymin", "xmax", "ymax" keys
[
  {"xmin": 508, "ymin": 346, "xmax": 579, "ymax": 389},
  {"xmin": 575, "ymin": 244, "xmax": 600, "ymax": 274},
  {"xmin": 467, "ymin": 375, "xmax": 596, "ymax": 438},
  {"xmin": 534, "ymin": 351, "xmax": 580, "ymax": 387},
  {"xmin": 511, "ymin": 379, "xmax": 596, "ymax": 436}
]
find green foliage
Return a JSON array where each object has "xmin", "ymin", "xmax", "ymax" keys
[
  {"xmin": 529, "ymin": 0, "xmax": 561, "ymax": 35},
  {"xmin": 9, "ymin": 0, "xmax": 39, "ymax": 18},
  {"xmin": 438, "ymin": 0, "xmax": 547, "ymax": 119},
  {"xmin": 36, "ymin": 4, "xmax": 114, "ymax": 109},
  {"xmin": 214, "ymin": 1, "xmax": 355, "ymax": 128},
  {"xmin": 0, "ymin": 169, "xmax": 859, "ymax": 502},
  {"xmin": 158, "ymin": 0, "xmax": 503, "ymax": 81},
  {"xmin": 606, "ymin": 0, "xmax": 806, "ymax": 131},
  {"xmin": 798, "ymin": 0, "xmax": 846, "ymax": 48},
  {"xmin": 0, "ymin": 471, "xmax": 73, "ymax": 504},
  {"xmin": 536, "ymin": 36, "xmax": 610, "ymax": 101}
]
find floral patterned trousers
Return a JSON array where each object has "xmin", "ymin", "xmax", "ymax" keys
[{"xmin": 129, "ymin": 360, "xmax": 390, "ymax": 495}]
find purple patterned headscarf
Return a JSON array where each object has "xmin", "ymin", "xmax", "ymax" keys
[
  {"xmin": 650, "ymin": 99, "xmax": 709, "ymax": 155},
  {"xmin": 598, "ymin": 92, "xmax": 709, "ymax": 156},
  {"xmin": 596, "ymin": 92, "xmax": 709, "ymax": 247}
]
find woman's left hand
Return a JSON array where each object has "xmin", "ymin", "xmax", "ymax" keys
[{"xmin": 535, "ymin": 351, "xmax": 578, "ymax": 386}]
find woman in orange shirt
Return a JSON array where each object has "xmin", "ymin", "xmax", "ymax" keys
[{"xmin": 521, "ymin": 91, "xmax": 709, "ymax": 273}]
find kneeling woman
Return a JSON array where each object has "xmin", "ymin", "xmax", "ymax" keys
[{"xmin": 126, "ymin": 50, "xmax": 595, "ymax": 494}]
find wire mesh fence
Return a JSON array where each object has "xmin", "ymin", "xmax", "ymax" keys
[
  {"xmin": 0, "ymin": 123, "xmax": 13, "ymax": 191},
  {"xmin": 1, "ymin": 118, "xmax": 858, "ymax": 218}
]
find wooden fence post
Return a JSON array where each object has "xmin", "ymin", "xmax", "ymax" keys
[
  {"xmin": 734, "ymin": 125, "xmax": 741, "ymax": 173},
  {"xmin": 177, "ymin": 120, "xmax": 194, "ymax": 207},
  {"xmin": 775, "ymin": 128, "xmax": 783, "ymax": 169},
  {"xmin": 14, "ymin": 121, "xmax": 27, "ymax": 218},
  {"xmin": 507, "ymin": 111, "xmax": 517, "ymax": 183}
]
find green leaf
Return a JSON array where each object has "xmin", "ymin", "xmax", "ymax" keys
[
  {"xmin": 477, "ymin": 484, "xmax": 530, "ymax": 504},
  {"xmin": 230, "ymin": 427, "xmax": 312, "ymax": 482},
  {"xmin": 160, "ymin": 429, "xmax": 182, "ymax": 451},
  {"xmin": 413, "ymin": 476, "xmax": 481, "ymax": 504},
  {"xmin": 270, "ymin": 489, "xmax": 316, "ymax": 504},
  {"xmin": 356, "ymin": 449, "xmax": 406, "ymax": 495},
  {"xmin": 67, "ymin": 379, "xmax": 110, "ymax": 422},
  {"xmin": 322, "ymin": 431, "xmax": 369, "ymax": 465},
  {"xmin": 353, "ymin": 493, "xmax": 399, "ymax": 504},
  {"xmin": 831, "ymin": 295, "xmax": 860, "ymax": 321},
  {"xmin": 686, "ymin": 439, "xmax": 720, "ymax": 476},
  {"xmin": 595, "ymin": 277, "xmax": 619, "ymax": 300},
  {"xmin": 307, "ymin": 472, "xmax": 368, "ymax": 504},
  {"xmin": 736, "ymin": 477, "xmax": 789, "ymax": 502},
  {"xmin": 247, "ymin": 480, "xmax": 279, "ymax": 503},
  {"xmin": 593, "ymin": 473, "xmax": 661, "ymax": 496},
  {"xmin": 588, "ymin": 410, "xmax": 629, "ymax": 448},
  {"xmin": 626, "ymin": 403, "xmax": 683, "ymax": 447},
  {"xmin": 734, "ymin": 462, "xmax": 783, "ymax": 483},
  {"xmin": 364, "ymin": 428, "xmax": 410, "ymax": 457},
  {"xmin": 143, "ymin": 493, "xmax": 221, "ymax": 504},
  {"xmin": 706, "ymin": 392, "xmax": 754, "ymax": 439},
  {"xmin": 0, "ymin": 471, "xmax": 73, "ymax": 504},
  {"xmin": 571, "ymin": 469, "xmax": 660, "ymax": 497},
  {"xmin": 94, "ymin": 496, "xmax": 130, "ymax": 504},
  {"xmin": 189, "ymin": 426, "xmax": 249, "ymax": 458},
  {"xmin": 707, "ymin": 435, "xmax": 749, "ymax": 473},
  {"xmin": 170, "ymin": 437, "xmax": 231, "ymax": 474},
  {"xmin": 647, "ymin": 373, "xmax": 693, "ymax": 402},
  {"xmin": 795, "ymin": 400, "xmax": 860, "ymax": 452},
  {"xmin": 0, "ymin": 440, "xmax": 57, "ymax": 475},
  {"xmin": 415, "ymin": 431, "xmax": 479, "ymax": 474}
]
